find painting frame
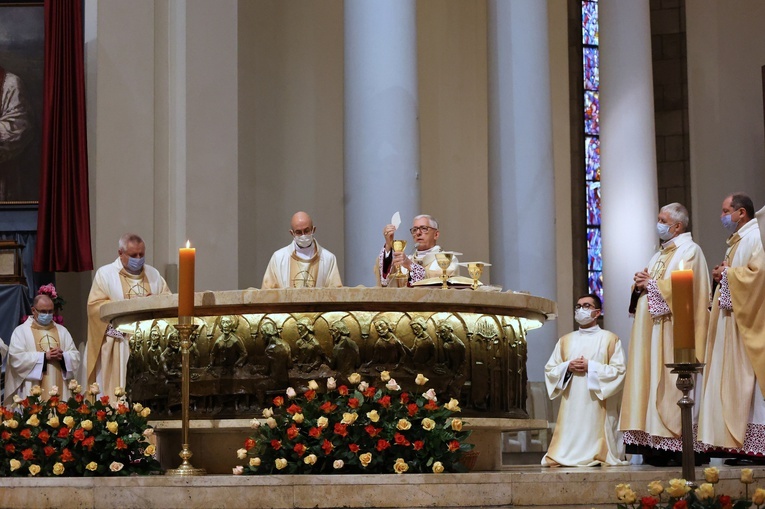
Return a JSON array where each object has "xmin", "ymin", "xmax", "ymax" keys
[{"xmin": 0, "ymin": 0, "xmax": 44, "ymax": 207}]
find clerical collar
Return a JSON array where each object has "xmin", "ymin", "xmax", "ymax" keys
[
  {"xmin": 413, "ymin": 245, "xmax": 440, "ymax": 260},
  {"xmin": 661, "ymin": 232, "xmax": 691, "ymax": 250},
  {"xmin": 578, "ymin": 324, "xmax": 601, "ymax": 334},
  {"xmin": 293, "ymin": 240, "xmax": 316, "ymax": 260}
]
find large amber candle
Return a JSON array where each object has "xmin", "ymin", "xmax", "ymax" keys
[
  {"xmin": 179, "ymin": 241, "xmax": 195, "ymax": 317},
  {"xmin": 671, "ymin": 265, "xmax": 695, "ymax": 360}
]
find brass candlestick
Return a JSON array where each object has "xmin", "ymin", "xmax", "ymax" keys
[
  {"xmin": 166, "ymin": 317, "xmax": 206, "ymax": 476},
  {"xmin": 665, "ymin": 362, "xmax": 704, "ymax": 487}
]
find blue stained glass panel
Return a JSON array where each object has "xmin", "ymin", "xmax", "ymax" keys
[
  {"xmin": 585, "ymin": 137, "xmax": 600, "ymax": 181},
  {"xmin": 584, "ymin": 91, "xmax": 599, "ymax": 136},
  {"xmin": 584, "ymin": 47, "xmax": 599, "ymax": 90},
  {"xmin": 582, "ymin": 1, "xmax": 599, "ymax": 46},
  {"xmin": 587, "ymin": 227, "xmax": 602, "ymax": 271},
  {"xmin": 588, "ymin": 271, "xmax": 603, "ymax": 304},
  {"xmin": 586, "ymin": 181, "xmax": 601, "ymax": 226}
]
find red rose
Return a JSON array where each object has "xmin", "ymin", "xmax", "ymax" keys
[
  {"xmin": 349, "ymin": 443, "xmax": 360, "ymax": 453},
  {"xmin": 348, "ymin": 398, "xmax": 360, "ymax": 409},
  {"xmin": 20, "ymin": 428, "xmax": 31, "ymax": 439},
  {"xmin": 44, "ymin": 446, "xmax": 56, "ymax": 457},
  {"xmin": 375, "ymin": 439, "xmax": 391, "ymax": 452},
  {"xmin": 363, "ymin": 387, "xmax": 376, "ymax": 398},
  {"xmin": 75, "ymin": 394, "xmax": 84, "ymax": 403},
  {"xmin": 37, "ymin": 430, "xmax": 50, "ymax": 444},
  {"xmin": 394, "ymin": 432, "xmax": 410, "ymax": 447},
  {"xmin": 304, "ymin": 390, "xmax": 316, "ymax": 401},
  {"xmin": 287, "ymin": 425, "xmax": 299, "ymax": 440},
  {"xmin": 57, "ymin": 427, "xmax": 70, "ymax": 438},
  {"xmin": 673, "ymin": 501, "xmax": 687, "ymax": 509},
  {"xmin": 116, "ymin": 404, "xmax": 129, "ymax": 415},
  {"xmin": 20, "ymin": 398, "xmax": 29, "ymax": 408},
  {"xmin": 96, "ymin": 410, "xmax": 106, "ymax": 421},
  {"xmin": 244, "ymin": 438, "xmax": 256, "ymax": 451},
  {"xmin": 321, "ymin": 439, "xmax": 334, "ymax": 455},
  {"xmin": 378, "ymin": 395, "xmax": 391, "ymax": 408},
  {"xmin": 365, "ymin": 425, "xmax": 381, "ymax": 437},
  {"xmin": 424, "ymin": 400, "xmax": 439, "ymax": 411},
  {"xmin": 640, "ymin": 496, "xmax": 658, "ymax": 509},
  {"xmin": 78, "ymin": 403, "xmax": 90, "ymax": 415},
  {"xmin": 73, "ymin": 428, "xmax": 86, "ymax": 443},
  {"xmin": 271, "ymin": 439, "xmax": 282, "ymax": 451},
  {"xmin": 21, "ymin": 448, "xmax": 34, "ymax": 460},
  {"xmin": 49, "ymin": 396, "xmax": 59, "ymax": 406},
  {"xmin": 2, "ymin": 410, "xmax": 13, "ymax": 420},
  {"xmin": 273, "ymin": 396, "xmax": 284, "ymax": 407},
  {"xmin": 60, "ymin": 448, "xmax": 73, "ymax": 462},
  {"xmin": 447, "ymin": 440, "xmax": 460, "ymax": 452},
  {"xmin": 413, "ymin": 440, "xmax": 424, "ymax": 451},
  {"xmin": 116, "ymin": 438, "xmax": 128, "ymax": 450},
  {"xmin": 400, "ymin": 392, "xmax": 410, "ymax": 404},
  {"xmin": 309, "ymin": 427, "xmax": 322, "ymax": 438},
  {"xmin": 338, "ymin": 385, "xmax": 349, "ymax": 396},
  {"xmin": 293, "ymin": 443, "xmax": 306, "ymax": 457},
  {"xmin": 4, "ymin": 444, "xmax": 14, "ymax": 454},
  {"xmin": 100, "ymin": 395, "xmax": 110, "ymax": 405},
  {"xmin": 286, "ymin": 403, "xmax": 302, "ymax": 415},
  {"xmin": 1, "ymin": 431, "xmax": 10, "ymax": 440},
  {"xmin": 334, "ymin": 423, "xmax": 348, "ymax": 438},
  {"xmin": 319, "ymin": 401, "xmax": 337, "ymax": 414},
  {"xmin": 82, "ymin": 436, "xmax": 95, "ymax": 450},
  {"xmin": 719, "ymin": 495, "xmax": 732, "ymax": 509},
  {"xmin": 31, "ymin": 404, "xmax": 43, "ymax": 414},
  {"xmin": 407, "ymin": 403, "xmax": 419, "ymax": 417},
  {"xmin": 57, "ymin": 402, "xmax": 68, "ymax": 414}
]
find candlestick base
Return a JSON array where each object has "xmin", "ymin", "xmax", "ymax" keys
[
  {"xmin": 665, "ymin": 362, "xmax": 704, "ymax": 487},
  {"xmin": 165, "ymin": 444, "xmax": 207, "ymax": 476}
]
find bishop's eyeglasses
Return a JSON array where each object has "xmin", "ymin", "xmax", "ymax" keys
[{"xmin": 410, "ymin": 226, "xmax": 436, "ymax": 235}]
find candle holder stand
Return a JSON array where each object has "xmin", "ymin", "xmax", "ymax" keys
[
  {"xmin": 166, "ymin": 318, "xmax": 206, "ymax": 476},
  {"xmin": 665, "ymin": 362, "xmax": 704, "ymax": 487}
]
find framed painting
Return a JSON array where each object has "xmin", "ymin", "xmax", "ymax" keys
[{"xmin": 0, "ymin": 1, "xmax": 44, "ymax": 207}]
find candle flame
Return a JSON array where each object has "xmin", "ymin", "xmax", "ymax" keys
[
  {"xmin": 186, "ymin": 240, "xmax": 191, "ymax": 248},
  {"xmin": 678, "ymin": 260, "xmax": 684, "ymax": 270}
]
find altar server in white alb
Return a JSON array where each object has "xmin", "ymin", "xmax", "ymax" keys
[
  {"xmin": 261, "ymin": 211, "xmax": 343, "ymax": 289},
  {"xmin": 542, "ymin": 294, "xmax": 628, "ymax": 467},
  {"xmin": 5, "ymin": 295, "xmax": 80, "ymax": 404},
  {"xmin": 86, "ymin": 233, "xmax": 170, "ymax": 399}
]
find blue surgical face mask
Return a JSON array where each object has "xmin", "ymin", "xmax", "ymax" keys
[
  {"xmin": 656, "ymin": 222, "xmax": 674, "ymax": 241},
  {"xmin": 721, "ymin": 213, "xmax": 739, "ymax": 234},
  {"xmin": 36, "ymin": 312, "xmax": 53, "ymax": 326},
  {"xmin": 127, "ymin": 256, "xmax": 145, "ymax": 273}
]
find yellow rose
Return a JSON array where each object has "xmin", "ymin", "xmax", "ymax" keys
[
  {"xmin": 106, "ymin": 421, "xmax": 119, "ymax": 434},
  {"xmin": 30, "ymin": 385, "xmax": 42, "ymax": 396},
  {"xmin": 397, "ymin": 419, "xmax": 412, "ymax": 431},
  {"xmin": 6, "ymin": 419, "xmax": 18, "ymax": 429},
  {"xmin": 666, "ymin": 479, "xmax": 691, "ymax": 498},
  {"xmin": 615, "ymin": 484, "xmax": 637, "ymax": 505},
  {"xmin": 262, "ymin": 408, "xmax": 274, "ymax": 418},
  {"xmin": 275, "ymin": 458, "xmax": 288, "ymax": 470},
  {"xmin": 109, "ymin": 462, "xmax": 123, "ymax": 472},
  {"xmin": 415, "ymin": 374, "xmax": 429, "ymax": 386},
  {"xmin": 432, "ymin": 461, "xmax": 444, "ymax": 473},
  {"xmin": 63, "ymin": 416, "xmax": 74, "ymax": 428},
  {"xmin": 444, "ymin": 398, "xmax": 461, "ymax": 412},
  {"xmin": 86, "ymin": 462, "xmax": 98, "ymax": 472},
  {"xmin": 293, "ymin": 413, "xmax": 305, "ymax": 424},
  {"xmin": 9, "ymin": 459, "xmax": 20, "ymax": 472},
  {"xmin": 114, "ymin": 386, "xmax": 125, "ymax": 397},
  {"xmin": 741, "ymin": 468, "xmax": 755, "ymax": 484},
  {"xmin": 26, "ymin": 414, "xmax": 40, "ymax": 427},
  {"xmin": 29, "ymin": 464, "xmax": 41, "ymax": 476},
  {"xmin": 342, "ymin": 412, "xmax": 358, "ymax": 425},
  {"xmin": 144, "ymin": 445, "xmax": 156, "ymax": 456},
  {"xmin": 348, "ymin": 373, "xmax": 362, "ymax": 384},
  {"xmin": 704, "ymin": 466, "xmax": 719, "ymax": 483},
  {"xmin": 421, "ymin": 418, "xmax": 436, "ymax": 431},
  {"xmin": 89, "ymin": 383, "xmax": 100, "ymax": 395},
  {"xmin": 237, "ymin": 448, "xmax": 248, "ymax": 460},
  {"xmin": 450, "ymin": 418, "xmax": 463, "ymax": 431},
  {"xmin": 367, "ymin": 410, "xmax": 380, "ymax": 423},
  {"xmin": 695, "ymin": 483, "xmax": 715, "ymax": 501},
  {"xmin": 81, "ymin": 420, "xmax": 93, "ymax": 431},
  {"xmin": 47, "ymin": 416, "xmax": 60, "ymax": 428},
  {"xmin": 53, "ymin": 462, "xmax": 65, "ymax": 475},
  {"xmin": 308, "ymin": 380, "xmax": 319, "ymax": 391},
  {"xmin": 133, "ymin": 403, "xmax": 143, "ymax": 413},
  {"xmin": 317, "ymin": 417, "xmax": 329, "ymax": 429},
  {"xmin": 359, "ymin": 452, "xmax": 372, "ymax": 467},
  {"xmin": 753, "ymin": 488, "xmax": 765, "ymax": 506},
  {"xmin": 393, "ymin": 458, "xmax": 409, "ymax": 474},
  {"xmin": 303, "ymin": 454, "xmax": 317, "ymax": 466},
  {"xmin": 647, "ymin": 480, "xmax": 664, "ymax": 496},
  {"xmin": 380, "ymin": 371, "xmax": 390, "ymax": 382},
  {"xmin": 249, "ymin": 457, "xmax": 261, "ymax": 467},
  {"xmin": 141, "ymin": 407, "xmax": 151, "ymax": 418}
]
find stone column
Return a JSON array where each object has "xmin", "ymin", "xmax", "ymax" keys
[
  {"xmin": 599, "ymin": 0, "xmax": 658, "ymax": 347},
  {"xmin": 344, "ymin": 0, "xmax": 420, "ymax": 287},
  {"xmin": 487, "ymin": 0, "xmax": 557, "ymax": 381}
]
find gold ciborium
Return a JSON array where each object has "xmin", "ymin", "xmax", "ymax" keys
[
  {"xmin": 435, "ymin": 252, "xmax": 454, "ymax": 289},
  {"xmin": 460, "ymin": 261, "xmax": 492, "ymax": 290},
  {"xmin": 391, "ymin": 240, "xmax": 408, "ymax": 279}
]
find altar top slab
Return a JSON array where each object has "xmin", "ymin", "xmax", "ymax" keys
[{"xmin": 101, "ymin": 287, "xmax": 557, "ymax": 326}]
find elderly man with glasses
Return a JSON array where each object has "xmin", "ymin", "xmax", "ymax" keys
[{"xmin": 376, "ymin": 214, "xmax": 460, "ymax": 287}]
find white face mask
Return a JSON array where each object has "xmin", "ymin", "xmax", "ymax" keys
[
  {"xmin": 656, "ymin": 222, "xmax": 674, "ymax": 241},
  {"xmin": 294, "ymin": 234, "xmax": 314, "ymax": 249},
  {"xmin": 574, "ymin": 308, "xmax": 596, "ymax": 325}
]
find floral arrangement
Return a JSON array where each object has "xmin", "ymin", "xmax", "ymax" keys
[
  {"xmin": 616, "ymin": 467, "xmax": 764, "ymax": 509},
  {"xmin": 0, "ymin": 381, "xmax": 160, "ymax": 476},
  {"xmin": 234, "ymin": 372, "xmax": 473, "ymax": 475}
]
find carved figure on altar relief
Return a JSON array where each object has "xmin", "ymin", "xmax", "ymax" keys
[
  {"xmin": 406, "ymin": 317, "xmax": 436, "ymax": 368},
  {"xmin": 293, "ymin": 318, "xmax": 329, "ymax": 372},
  {"xmin": 207, "ymin": 315, "xmax": 248, "ymax": 372},
  {"xmin": 160, "ymin": 329, "xmax": 182, "ymax": 377},
  {"xmin": 364, "ymin": 319, "xmax": 407, "ymax": 371},
  {"xmin": 330, "ymin": 320, "xmax": 360, "ymax": 376},
  {"xmin": 127, "ymin": 327, "xmax": 144, "ymax": 380},
  {"xmin": 263, "ymin": 322, "xmax": 292, "ymax": 383},
  {"xmin": 436, "ymin": 321, "xmax": 467, "ymax": 399},
  {"xmin": 471, "ymin": 320, "xmax": 502, "ymax": 411},
  {"xmin": 145, "ymin": 325, "xmax": 163, "ymax": 376}
]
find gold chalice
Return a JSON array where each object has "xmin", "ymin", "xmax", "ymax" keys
[
  {"xmin": 435, "ymin": 252, "xmax": 454, "ymax": 289},
  {"xmin": 391, "ymin": 239, "xmax": 407, "ymax": 279},
  {"xmin": 459, "ymin": 261, "xmax": 492, "ymax": 290}
]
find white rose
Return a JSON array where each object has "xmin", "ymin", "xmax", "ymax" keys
[
  {"xmin": 358, "ymin": 381, "xmax": 369, "ymax": 392},
  {"xmin": 326, "ymin": 377, "xmax": 337, "ymax": 390},
  {"xmin": 386, "ymin": 379, "xmax": 401, "ymax": 391},
  {"xmin": 263, "ymin": 408, "xmax": 274, "ymax": 418},
  {"xmin": 237, "ymin": 448, "xmax": 248, "ymax": 460},
  {"xmin": 266, "ymin": 417, "xmax": 278, "ymax": 429},
  {"xmin": 232, "ymin": 466, "xmax": 244, "ymax": 475},
  {"xmin": 308, "ymin": 380, "xmax": 319, "ymax": 391},
  {"xmin": 143, "ymin": 428, "xmax": 154, "ymax": 437},
  {"xmin": 49, "ymin": 385, "xmax": 59, "ymax": 397},
  {"xmin": 12, "ymin": 395, "xmax": 21, "ymax": 404},
  {"xmin": 422, "ymin": 388, "xmax": 437, "ymax": 401},
  {"xmin": 109, "ymin": 462, "xmax": 123, "ymax": 472},
  {"xmin": 333, "ymin": 460, "xmax": 344, "ymax": 469},
  {"xmin": 89, "ymin": 382, "xmax": 101, "ymax": 395},
  {"xmin": 68, "ymin": 379, "xmax": 79, "ymax": 391},
  {"xmin": 250, "ymin": 418, "xmax": 261, "ymax": 429},
  {"xmin": 286, "ymin": 387, "xmax": 297, "ymax": 399}
]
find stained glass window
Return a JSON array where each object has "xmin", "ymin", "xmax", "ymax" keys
[{"xmin": 582, "ymin": 0, "xmax": 602, "ymax": 304}]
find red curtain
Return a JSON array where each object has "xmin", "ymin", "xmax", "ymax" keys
[{"xmin": 33, "ymin": 0, "xmax": 93, "ymax": 272}]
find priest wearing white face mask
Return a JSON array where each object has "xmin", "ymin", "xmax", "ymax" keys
[
  {"xmin": 5, "ymin": 295, "xmax": 80, "ymax": 405},
  {"xmin": 542, "ymin": 294, "xmax": 627, "ymax": 467},
  {"xmin": 619, "ymin": 202, "xmax": 710, "ymax": 464},
  {"xmin": 86, "ymin": 233, "xmax": 170, "ymax": 400},
  {"xmin": 261, "ymin": 211, "xmax": 343, "ymax": 289},
  {"xmin": 698, "ymin": 193, "xmax": 765, "ymax": 460}
]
